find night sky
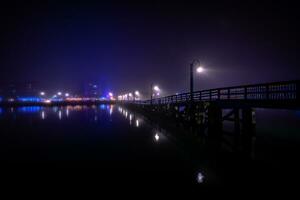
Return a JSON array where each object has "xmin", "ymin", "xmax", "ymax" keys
[{"xmin": 1, "ymin": 1, "xmax": 299, "ymax": 96}]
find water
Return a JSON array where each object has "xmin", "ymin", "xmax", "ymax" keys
[{"xmin": 0, "ymin": 105, "xmax": 299, "ymax": 188}]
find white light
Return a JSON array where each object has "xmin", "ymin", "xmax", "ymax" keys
[
  {"xmin": 57, "ymin": 92, "xmax": 62, "ymax": 96},
  {"xmin": 65, "ymin": 93, "xmax": 70, "ymax": 97},
  {"xmin": 155, "ymin": 133, "xmax": 160, "ymax": 141},
  {"xmin": 196, "ymin": 66, "xmax": 204, "ymax": 73},
  {"xmin": 153, "ymin": 86, "xmax": 160, "ymax": 91},
  {"xmin": 128, "ymin": 93, "xmax": 132, "ymax": 97},
  {"xmin": 135, "ymin": 91, "xmax": 140, "ymax": 96},
  {"xmin": 110, "ymin": 106, "xmax": 113, "ymax": 115},
  {"xmin": 58, "ymin": 110, "xmax": 62, "ymax": 120},
  {"xmin": 136, "ymin": 119, "xmax": 139, "ymax": 127},
  {"xmin": 40, "ymin": 92, "xmax": 45, "ymax": 96},
  {"xmin": 44, "ymin": 99, "xmax": 51, "ymax": 104},
  {"xmin": 109, "ymin": 92, "xmax": 113, "ymax": 97},
  {"xmin": 197, "ymin": 172, "xmax": 205, "ymax": 183},
  {"xmin": 41, "ymin": 111, "xmax": 45, "ymax": 120}
]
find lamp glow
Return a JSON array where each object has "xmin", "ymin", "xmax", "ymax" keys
[
  {"xmin": 196, "ymin": 66, "xmax": 204, "ymax": 73},
  {"xmin": 153, "ymin": 86, "xmax": 160, "ymax": 91}
]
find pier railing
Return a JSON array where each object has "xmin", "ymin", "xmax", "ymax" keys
[{"xmin": 132, "ymin": 80, "xmax": 300, "ymax": 108}]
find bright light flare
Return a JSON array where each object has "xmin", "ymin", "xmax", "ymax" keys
[
  {"xmin": 135, "ymin": 91, "xmax": 140, "ymax": 96},
  {"xmin": 108, "ymin": 92, "xmax": 113, "ymax": 97},
  {"xmin": 40, "ymin": 92, "xmax": 45, "ymax": 96},
  {"xmin": 196, "ymin": 66, "xmax": 204, "ymax": 73},
  {"xmin": 153, "ymin": 86, "xmax": 160, "ymax": 91},
  {"xmin": 57, "ymin": 92, "xmax": 62, "ymax": 96},
  {"xmin": 197, "ymin": 172, "xmax": 205, "ymax": 183},
  {"xmin": 65, "ymin": 93, "xmax": 70, "ymax": 97},
  {"xmin": 44, "ymin": 99, "xmax": 51, "ymax": 104},
  {"xmin": 155, "ymin": 133, "xmax": 160, "ymax": 141}
]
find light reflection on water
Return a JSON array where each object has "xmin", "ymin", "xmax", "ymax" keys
[
  {"xmin": 0, "ymin": 105, "xmax": 117, "ymax": 121},
  {"xmin": 2, "ymin": 105, "xmax": 299, "ymax": 185},
  {"xmin": 0, "ymin": 104, "xmax": 207, "ymax": 185}
]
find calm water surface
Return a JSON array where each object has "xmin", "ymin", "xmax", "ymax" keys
[{"xmin": 0, "ymin": 105, "xmax": 299, "ymax": 188}]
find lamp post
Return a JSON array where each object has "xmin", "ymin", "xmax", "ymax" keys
[
  {"xmin": 190, "ymin": 59, "xmax": 204, "ymax": 103},
  {"xmin": 150, "ymin": 83, "xmax": 153, "ymax": 105},
  {"xmin": 134, "ymin": 91, "xmax": 140, "ymax": 101},
  {"xmin": 151, "ymin": 84, "xmax": 160, "ymax": 105}
]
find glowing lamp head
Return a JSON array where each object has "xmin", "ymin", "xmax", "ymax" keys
[
  {"xmin": 155, "ymin": 133, "xmax": 160, "ymax": 141},
  {"xmin": 153, "ymin": 86, "xmax": 160, "ymax": 92},
  {"xmin": 57, "ymin": 92, "xmax": 62, "ymax": 96},
  {"xmin": 128, "ymin": 93, "xmax": 132, "ymax": 97},
  {"xmin": 65, "ymin": 93, "xmax": 70, "ymax": 97},
  {"xmin": 108, "ymin": 92, "xmax": 113, "ymax": 97},
  {"xmin": 197, "ymin": 172, "xmax": 205, "ymax": 183},
  {"xmin": 196, "ymin": 66, "xmax": 204, "ymax": 73},
  {"xmin": 135, "ymin": 91, "xmax": 140, "ymax": 96},
  {"xmin": 40, "ymin": 92, "xmax": 45, "ymax": 96}
]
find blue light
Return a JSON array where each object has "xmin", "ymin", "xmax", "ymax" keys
[
  {"xmin": 100, "ymin": 104, "xmax": 106, "ymax": 110},
  {"xmin": 17, "ymin": 106, "xmax": 42, "ymax": 113},
  {"xmin": 51, "ymin": 98, "xmax": 63, "ymax": 102},
  {"xmin": 17, "ymin": 97, "xmax": 41, "ymax": 102},
  {"xmin": 0, "ymin": 107, "xmax": 2, "ymax": 115}
]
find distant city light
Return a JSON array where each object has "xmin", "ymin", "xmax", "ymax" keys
[
  {"xmin": 128, "ymin": 93, "xmax": 132, "ymax": 97},
  {"xmin": 109, "ymin": 92, "xmax": 113, "ymax": 97},
  {"xmin": 40, "ymin": 92, "xmax": 45, "ymax": 96},
  {"xmin": 135, "ymin": 91, "xmax": 140, "ymax": 96},
  {"xmin": 155, "ymin": 133, "xmax": 160, "ymax": 141},
  {"xmin": 136, "ymin": 119, "xmax": 140, "ymax": 127},
  {"xmin": 57, "ymin": 92, "xmax": 62, "ymax": 96},
  {"xmin": 65, "ymin": 93, "xmax": 70, "ymax": 97},
  {"xmin": 18, "ymin": 97, "xmax": 41, "ymax": 102},
  {"xmin": 44, "ymin": 99, "xmax": 51, "ymax": 104}
]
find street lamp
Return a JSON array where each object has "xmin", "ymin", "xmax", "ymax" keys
[
  {"xmin": 153, "ymin": 86, "xmax": 160, "ymax": 92},
  {"xmin": 57, "ymin": 92, "xmax": 62, "ymax": 96},
  {"xmin": 150, "ymin": 84, "xmax": 160, "ymax": 104},
  {"xmin": 40, "ymin": 92, "xmax": 45, "ymax": 96},
  {"xmin": 134, "ymin": 91, "xmax": 140, "ymax": 101},
  {"xmin": 196, "ymin": 66, "xmax": 204, "ymax": 73},
  {"xmin": 65, "ymin": 93, "xmax": 70, "ymax": 97},
  {"xmin": 190, "ymin": 59, "xmax": 204, "ymax": 102}
]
